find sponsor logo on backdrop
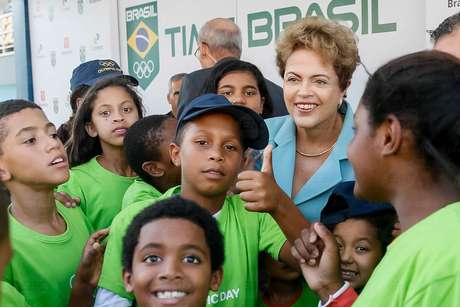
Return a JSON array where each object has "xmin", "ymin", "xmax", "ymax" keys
[
  {"xmin": 92, "ymin": 32, "xmax": 104, "ymax": 50},
  {"xmin": 78, "ymin": 0, "xmax": 84, "ymax": 15},
  {"xmin": 50, "ymin": 51, "xmax": 56, "ymax": 67},
  {"xmin": 62, "ymin": 0, "xmax": 70, "ymax": 10},
  {"xmin": 80, "ymin": 46, "xmax": 87, "ymax": 63},
  {"xmin": 37, "ymin": 44, "xmax": 45, "ymax": 58},
  {"xmin": 48, "ymin": 4, "xmax": 55, "ymax": 22},
  {"xmin": 33, "ymin": 0, "xmax": 43, "ymax": 18},
  {"xmin": 62, "ymin": 37, "xmax": 72, "ymax": 55},
  {"xmin": 53, "ymin": 98, "xmax": 59, "ymax": 114},
  {"xmin": 126, "ymin": 1, "xmax": 159, "ymax": 90}
]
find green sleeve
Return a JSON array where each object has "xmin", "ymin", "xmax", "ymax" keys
[
  {"xmin": 258, "ymin": 212, "xmax": 287, "ymax": 261},
  {"xmin": 98, "ymin": 210, "xmax": 135, "ymax": 300},
  {"xmin": 57, "ymin": 171, "xmax": 88, "ymax": 214},
  {"xmin": 98, "ymin": 201, "xmax": 153, "ymax": 300},
  {"xmin": 1, "ymin": 282, "xmax": 31, "ymax": 307}
]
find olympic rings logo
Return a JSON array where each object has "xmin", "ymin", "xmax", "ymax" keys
[{"xmin": 133, "ymin": 60, "xmax": 155, "ymax": 79}]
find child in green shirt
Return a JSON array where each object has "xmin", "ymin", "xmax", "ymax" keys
[
  {"xmin": 292, "ymin": 51, "xmax": 460, "ymax": 306},
  {"xmin": 121, "ymin": 114, "xmax": 181, "ymax": 209},
  {"xmin": 58, "ymin": 77, "xmax": 144, "ymax": 230},
  {"xmin": 122, "ymin": 196, "xmax": 224, "ymax": 307},
  {"xmin": 95, "ymin": 94, "xmax": 310, "ymax": 307},
  {"xmin": 0, "ymin": 100, "xmax": 108, "ymax": 307}
]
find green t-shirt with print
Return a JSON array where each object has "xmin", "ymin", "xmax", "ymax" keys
[
  {"xmin": 99, "ymin": 186, "xmax": 287, "ymax": 307},
  {"xmin": 0, "ymin": 282, "xmax": 30, "ymax": 307},
  {"xmin": 121, "ymin": 178, "xmax": 161, "ymax": 210},
  {"xmin": 58, "ymin": 156, "xmax": 138, "ymax": 230},
  {"xmin": 3, "ymin": 203, "xmax": 92, "ymax": 307},
  {"xmin": 354, "ymin": 202, "xmax": 460, "ymax": 307}
]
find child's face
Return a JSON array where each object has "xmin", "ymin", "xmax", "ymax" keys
[
  {"xmin": 333, "ymin": 218, "xmax": 384, "ymax": 290},
  {"xmin": 156, "ymin": 118, "xmax": 181, "ymax": 189},
  {"xmin": 123, "ymin": 218, "xmax": 222, "ymax": 307},
  {"xmin": 264, "ymin": 254, "xmax": 301, "ymax": 282},
  {"xmin": 171, "ymin": 113, "xmax": 244, "ymax": 198},
  {"xmin": 217, "ymin": 71, "xmax": 264, "ymax": 114},
  {"xmin": 86, "ymin": 85, "xmax": 139, "ymax": 148},
  {"xmin": 0, "ymin": 108, "xmax": 69, "ymax": 187}
]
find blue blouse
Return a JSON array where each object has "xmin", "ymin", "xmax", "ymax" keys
[{"xmin": 265, "ymin": 103, "xmax": 355, "ymax": 221}]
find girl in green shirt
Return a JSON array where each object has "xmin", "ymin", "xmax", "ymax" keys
[
  {"xmin": 293, "ymin": 51, "xmax": 460, "ymax": 306},
  {"xmin": 59, "ymin": 77, "xmax": 144, "ymax": 230}
]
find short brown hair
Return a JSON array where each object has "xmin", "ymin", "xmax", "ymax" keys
[{"xmin": 276, "ymin": 16, "xmax": 359, "ymax": 90}]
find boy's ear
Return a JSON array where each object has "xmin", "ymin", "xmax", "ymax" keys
[
  {"xmin": 209, "ymin": 267, "xmax": 223, "ymax": 292},
  {"xmin": 142, "ymin": 161, "xmax": 165, "ymax": 178},
  {"xmin": 380, "ymin": 114, "xmax": 402, "ymax": 156},
  {"xmin": 122, "ymin": 269, "xmax": 134, "ymax": 293},
  {"xmin": 169, "ymin": 143, "xmax": 181, "ymax": 167},
  {"xmin": 85, "ymin": 122, "xmax": 98, "ymax": 138}
]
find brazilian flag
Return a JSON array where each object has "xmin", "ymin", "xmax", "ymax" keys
[{"xmin": 126, "ymin": 2, "xmax": 160, "ymax": 90}]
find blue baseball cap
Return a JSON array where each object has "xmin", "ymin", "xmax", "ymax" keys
[
  {"xmin": 320, "ymin": 181, "xmax": 395, "ymax": 226},
  {"xmin": 70, "ymin": 59, "xmax": 138, "ymax": 92},
  {"xmin": 177, "ymin": 93, "xmax": 269, "ymax": 150}
]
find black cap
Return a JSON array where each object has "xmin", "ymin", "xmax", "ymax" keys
[
  {"xmin": 177, "ymin": 94, "xmax": 268, "ymax": 150},
  {"xmin": 321, "ymin": 181, "xmax": 395, "ymax": 226},
  {"xmin": 70, "ymin": 59, "xmax": 138, "ymax": 92}
]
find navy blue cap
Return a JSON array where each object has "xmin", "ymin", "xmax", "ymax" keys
[
  {"xmin": 320, "ymin": 181, "xmax": 395, "ymax": 226},
  {"xmin": 177, "ymin": 94, "xmax": 269, "ymax": 150},
  {"xmin": 70, "ymin": 59, "xmax": 138, "ymax": 92}
]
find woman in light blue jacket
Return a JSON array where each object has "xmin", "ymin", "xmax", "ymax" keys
[{"xmin": 266, "ymin": 16, "xmax": 359, "ymax": 221}]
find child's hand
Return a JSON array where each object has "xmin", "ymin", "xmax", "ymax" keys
[
  {"xmin": 54, "ymin": 191, "xmax": 80, "ymax": 208},
  {"xmin": 236, "ymin": 145, "xmax": 287, "ymax": 213},
  {"xmin": 74, "ymin": 228, "xmax": 109, "ymax": 287},
  {"xmin": 291, "ymin": 223, "xmax": 343, "ymax": 302}
]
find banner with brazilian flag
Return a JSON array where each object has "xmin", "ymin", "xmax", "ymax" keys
[{"xmin": 126, "ymin": 2, "xmax": 159, "ymax": 90}]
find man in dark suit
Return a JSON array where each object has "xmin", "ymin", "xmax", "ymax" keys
[{"xmin": 178, "ymin": 18, "xmax": 287, "ymax": 118}]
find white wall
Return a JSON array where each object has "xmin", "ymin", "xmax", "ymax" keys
[{"xmin": 28, "ymin": 0, "xmax": 456, "ymax": 125}]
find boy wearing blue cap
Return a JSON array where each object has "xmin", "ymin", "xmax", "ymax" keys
[
  {"xmin": 57, "ymin": 59, "xmax": 138, "ymax": 144},
  {"xmin": 320, "ymin": 181, "xmax": 397, "ymax": 292},
  {"xmin": 94, "ymin": 93, "xmax": 309, "ymax": 307}
]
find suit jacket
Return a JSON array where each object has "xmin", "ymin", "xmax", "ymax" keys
[
  {"xmin": 178, "ymin": 59, "xmax": 288, "ymax": 118},
  {"xmin": 265, "ymin": 102, "xmax": 355, "ymax": 221}
]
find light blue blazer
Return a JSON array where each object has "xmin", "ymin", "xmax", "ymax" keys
[{"xmin": 265, "ymin": 103, "xmax": 355, "ymax": 222}]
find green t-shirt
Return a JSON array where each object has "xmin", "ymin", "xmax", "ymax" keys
[
  {"xmin": 99, "ymin": 187, "xmax": 287, "ymax": 307},
  {"xmin": 58, "ymin": 156, "xmax": 138, "ymax": 230},
  {"xmin": 121, "ymin": 178, "xmax": 161, "ymax": 210},
  {"xmin": 3, "ymin": 203, "xmax": 92, "ymax": 307},
  {"xmin": 0, "ymin": 282, "xmax": 30, "ymax": 307},
  {"xmin": 354, "ymin": 202, "xmax": 460, "ymax": 306},
  {"xmin": 256, "ymin": 282, "xmax": 318, "ymax": 307}
]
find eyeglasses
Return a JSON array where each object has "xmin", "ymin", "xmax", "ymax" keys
[{"xmin": 194, "ymin": 47, "xmax": 200, "ymax": 59}]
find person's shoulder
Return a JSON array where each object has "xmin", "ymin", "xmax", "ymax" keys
[
  {"xmin": 70, "ymin": 156, "xmax": 98, "ymax": 173},
  {"xmin": 185, "ymin": 67, "xmax": 211, "ymax": 80}
]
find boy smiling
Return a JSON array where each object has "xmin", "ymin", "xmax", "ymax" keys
[{"xmin": 97, "ymin": 94, "xmax": 308, "ymax": 306}]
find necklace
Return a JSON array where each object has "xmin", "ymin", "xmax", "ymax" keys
[{"xmin": 296, "ymin": 141, "xmax": 337, "ymax": 157}]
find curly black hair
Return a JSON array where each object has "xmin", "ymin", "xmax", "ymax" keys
[
  {"xmin": 122, "ymin": 196, "xmax": 224, "ymax": 272},
  {"xmin": 123, "ymin": 114, "xmax": 173, "ymax": 185}
]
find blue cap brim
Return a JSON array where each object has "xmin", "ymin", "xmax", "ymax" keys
[{"xmin": 178, "ymin": 102, "xmax": 268, "ymax": 150}]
